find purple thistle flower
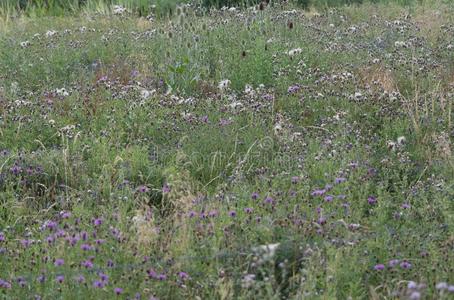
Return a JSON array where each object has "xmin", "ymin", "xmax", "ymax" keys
[
  {"xmin": 158, "ymin": 274, "xmax": 167, "ymax": 281},
  {"xmin": 244, "ymin": 207, "xmax": 253, "ymax": 214},
  {"xmin": 82, "ymin": 260, "xmax": 93, "ymax": 269},
  {"xmin": 324, "ymin": 195, "xmax": 334, "ymax": 202},
  {"xmin": 447, "ymin": 285, "xmax": 454, "ymax": 293},
  {"xmin": 21, "ymin": 239, "xmax": 32, "ymax": 248},
  {"xmin": 409, "ymin": 291, "xmax": 421, "ymax": 300},
  {"xmin": 188, "ymin": 210, "xmax": 196, "ymax": 218},
  {"xmin": 93, "ymin": 280, "xmax": 104, "ymax": 288},
  {"xmin": 251, "ymin": 192, "xmax": 259, "ymax": 200},
  {"xmin": 401, "ymin": 203, "xmax": 411, "ymax": 209},
  {"xmin": 147, "ymin": 269, "xmax": 157, "ymax": 279},
  {"xmin": 37, "ymin": 275, "xmax": 46, "ymax": 283},
  {"xmin": 107, "ymin": 260, "xmax": 114, "ymax": 268},
  {"xmin": 178, "ymin": 272, "xmax": 189, "ymax": 281},
  {"xmin": 93, "ymin": 218, "xmax": 103, "ymax": 227},
  {"xmin": 388, "ymin": 259, "xmax": 400, "ymax": 267},
  {"xmin": 228, "ymin": 210, "xmax": 237, "ymax": 217},
  {"xmin": 0, "ymin": 232, "xmax": 5, "ymax": 242},
  {"xmin": 311, "ymin": 189, "xmax": 326, "ymax": 197},
  {"xmin": 76, "ymin": 275, "xmax": 85, "ymax": 284},
  {"xmin": 400, "ymin": 261, "xmax": 412, "ymax": 269},
  {"xmin": 200, "ymin": 115, "xmax": 209, "ymax": 123},
  {"xmin": 287, "ymin": 84, "xmax": 300, "ymax": 94},
  {"xmin": 374, "ymin": 264, "xmax": 385, "ymax": 271},
  {"xmin": 208, "ymin": 210, "xmax": 218, "ymax": 218},
  {"xmin": 367, "ymin": 196, "xmax": 377, "ymax": 205},
  {"xmin": 99, "ymin": 273, "xmax": 109, "ymax": 282},
  {"xmin": 54, "ymin": 258, "xmax": 64, "ymax": 266},
  {"xmin": 291, "ymin": 176, "xmax": 300, "ymax": 184},
  {"xmin": 45, "ymin": 220, "xmax": 58, "ymax": 231},
  {"xmin": 10, "ymin": 165, "xmax": 22, "ymax": 175},
  {"xmin": 264, "ymin": 196, "xmax": 274, "ymax": 204},
  {"xmin": 436, "ymin": 282, "xmax": 448, "ymax": 290},
  {"xmin": 81, "ymin": 243, "xmax": 92, "ymax": 251},
  {"xmin": 0, "ymin": 279, "xmax": 11, "ymax": 289},
  {"xmin": 60, "ymin": 211, "xmax": 72, "ymax": 219},
  {"xmin": 137, "ymin": 185, "xmax": 149, "ymax": 193},
  {"xmin": 162, "ymin": 183, "xmax": 170, "ymax": 193},
  {"xmin": 114, "ymin": 287, "xmax": 123, "ymax": 295},
  {"xmin": 56, "ymin": 275, "xmax": 64, "ymax": 284},
  {"xmin": 335, "ymin": 177, "xmax": 347, "ymax": 184}
]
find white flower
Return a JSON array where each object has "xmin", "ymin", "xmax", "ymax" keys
[
  {"xmin": 20, "ymin": 41, "xmax": 30, "ymax": 48},
  {"xmin": 287, "ymin": 48, "xmax": 302, "ymax": 57},
  {"xmin": 218, "ymin": 79, "xmax": 231, "ymax": 91},
  {"xmin": 394, "ymin": 41, "xmax": 407, "ymax": 48},
  {"xmin": 46, "ymin": 30, "xmax": 57, "ymax": 38},
  {"xmin": 397, "ymin": 136, "xmax": 406, "ymax": 145},
  {"xmin": 56, "ymin": 88, "xmax": 69, "ymax": 97},
  {"xmin": 140, "ymin": 89, "xmax": 155, "ymax": 99},
  {"xmin": 113, "ymin": 5, "xmax": 126, "ymax": 15}
]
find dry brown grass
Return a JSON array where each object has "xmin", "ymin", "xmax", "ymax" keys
[{"xmin": 358, "ymin": 63, "xmax": 396, "ymax": 93}]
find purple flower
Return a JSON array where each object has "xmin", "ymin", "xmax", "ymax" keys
[
  {"xmin": 335, "ymin": 177, "xmax": 346, "ymax": 184},
  {"xmin": 158, "ymin": 274, "xmax": 167, "ymax": 281},
  {"xmin": 251, "ymin": 192, "xmax": 259, "ymax": 200},
  {"xmin": 56, "ymin": 275, "xmax": 64, "ymax": 284},
  {"xmin": 264, "ymin": 196, "xmax": 274, "ymax": 205},
  {"xmin": 60, "ymin": 211, "xmax": 72, "ymax": 219},
  {"xmin": 188, "ymin": 211, "xmax": 196, "ymax": 218},
  {"xmin": 137, "ymin": 185, "xmax": 149, "ymax": 193},
  {"xmin": 228, "ymin": 211, "xmax": 236, "ymax": 217},
  {"xmin": 325, "ymin": 184, "xmax": 333, "ymax": 191},
  {"xmin": 81, "ymin": 243, "xmax": 92, "ymax": 251},
  {"xmin": 21, "ymin": 239, "xmax": 32, "ymax": 248},
  {"xmin": 0, "ymin": 279, "xmax": 11, "ymax": 289},
  {"xmin": 208, "ymin": 210, "xmax": 218, "ymax": 218},
  {"xmin": 114, "ymin": 287, "xmax": 123, "ymax": 295},
  {"xmin": 367, "ymin": 196, "xmax": 377, "ymax": 205},
  {"xmin": 10, "ymin": 165, "xmax": 22, "ymax": 175},
  {"xmin": 147, "ymin": 269, "xmax": 158, "ymax": 279},
  {"xmin": 54, "ymin": 258, "xmax": 64, "ymax": 266},
  {"xmin": 99, "ymin": 273, "xmax": 109, "ymax": 282},
  {"xmin": 75, "ymin": 275, "xmax": 85, "ymax": 284},
  {"xmin": 311, "ymin": 189, "xmax": 326, "ymax": 197},
  {"xmin": 400, "ymin": 261, "xmax": 412, "ymax": 269},
  {"xmin": 244, "ymin": 207, "xmax": 253, "ymax": 214},
  {"xmin": 162, "ymin": 183, "xmax": 170, "ymax": 193},
  {"xmin": 82, "ymin": 260, "xmax": 93, "ymax": 268},
  {"xmin": 448, "ymin": 285, "xmax": 454, "ymax": 293},
  {"xmin": 388, "ymin": 259, "xmax": 399, "ymax": 267},
  {"xmin": 93, "ymin": 218, "xmax": 103, "ymax": 227},
  {"xmin": 317, "ymin": 217, "xmax": 326, "ymax": 225},
  {"xmin": 401, "ymin": 203, "xmax": 411, "ymax": 209},
  {"xmin": 324, "ymin": 195, "xmax": 334, "ymax": 202},
  {"xmin": 200, "ymin": 115, "xmax": 209, "ymax": 123},
  {"xmin": 291, "ymin": 176, "xmax": 300, "ymax": 184},
  {"xmin": 178, "ymin": 272, "xmax": 189, "ymax": 281},
  {"xmin": 407, "ymin": 281, "xmax": 418, "ymax": 289},
  {"xmin": 374, "ymin": 264, "xmax": 385, "ymax": 271},
  {"xmin": 287, "ymin": 84, "xmax": 300, "ymax": 94},
  {"xmin": 93, "ymin": 280, "xmax": 104, "ymax": 288},
  {"xmin": 436, "ymin": 282, "xmax": 448, "ymax": 290},
  {"xmin": 409, "ymin": 291, "xmax": 421, "ymax": 300},
  {"xmin": 37, "ymin": 275, "xmax": 46, "ymax": 283},
  {"xmin": 0, "ymin": 232, "xmax": 5, "ymax": 242}
]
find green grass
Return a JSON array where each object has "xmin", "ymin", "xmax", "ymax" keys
[{"xmin": 0, "ymin": 1, "xmax": 453, "ymax": 299}]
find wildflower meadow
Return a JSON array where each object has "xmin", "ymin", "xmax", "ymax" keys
[{"xmin": 0, "ymin": 0, "xmax": 453, "ymax": 299}]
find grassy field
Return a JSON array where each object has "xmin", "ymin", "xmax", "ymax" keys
[{"xmin": 0, "ymin": 0, "xmax": 454, "ymax": 299}]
